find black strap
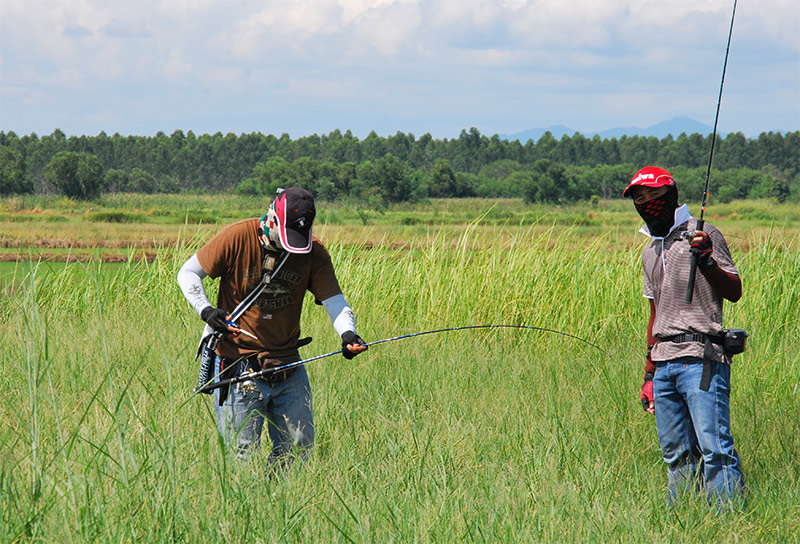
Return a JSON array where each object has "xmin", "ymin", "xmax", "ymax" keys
[
  {"xmin": 699, "ymin": 336, "xmax": 717, "ymax": 392},
  {"xmin": 699, "ymin": 359, "xmax": 713, "ymax": 391},
  {"xmin": 661, "ymin": 333, "xmax": 723, "ymax": 345},
  {"xmin": 228, "ymin": 250, "xmax": 290, "ymax": 322}
]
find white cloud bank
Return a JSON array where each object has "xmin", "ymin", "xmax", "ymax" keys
[{"xmin": 1, "ymin": 0, "xmax": 797, "ymax": 137}]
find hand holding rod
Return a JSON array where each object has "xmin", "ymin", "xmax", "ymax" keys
[{"xmin": 686, "ymin": 218, "xmax": 705, "ymax": 303}]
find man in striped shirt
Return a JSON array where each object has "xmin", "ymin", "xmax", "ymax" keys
[{"xmin": 624, "ymin": 166, "xmax": 745, "ymax": 508}]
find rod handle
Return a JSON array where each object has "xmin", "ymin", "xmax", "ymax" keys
[{"xmin": 685, "ymin": 219, "xmax": 705, "ymax": 303}]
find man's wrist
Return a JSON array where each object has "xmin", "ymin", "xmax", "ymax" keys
[
  {"xmin": 198, "ymin": 303, "xmax": 213, "ymax": 319},
  {"xmin": 200, "ymin": 306, "xmax": 214, "ymax": 322}
]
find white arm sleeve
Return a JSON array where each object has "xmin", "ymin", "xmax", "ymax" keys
[
  {"xmin": 177, "ymin": 254, "xmax": 213, "ymax": 317},
  {"xmin": 322, "ymin": 294, "xmax": 356, "ymax": 337}
]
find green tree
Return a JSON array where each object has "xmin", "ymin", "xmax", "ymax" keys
[
  {"xmin": 522, "ymin": 159, "xmax": 572, "ymax": 203},
  {"xmin": 500, "ymin": 170, "xmax": 534, "ymax": 198},
  {"xmin": 239, "ymin": 156, "xmax": 293, "ymax": 196},
  {"xmin": 0, "ymin": 147, "xmax": 32, "ymax": 194},
  {"xmin": 355, "ymin": 154, "xmax": 414, "ymax": 205},
  {"xmin": 478, "ymin": 159, "xmax": 522, "ymax": 181},
  {"xmin": 126, "ymin": 167, "xmax": 156, "ymax": 193},
  {"xmin": 747, "ymin": 172, "xmax": 790, "ymax": 202},
  {"xmin": 104, "ymin": 168, "xmax": 128, "ymax": 193},
  {"xmin": 429, "ymin": 159, "xmax": 458, "ymax": 197},
  {"xmin": 159, "ymin": 175, "xmax": 181, "ymax": 194},
  {"xmin": 45, "ymin": 151, "xmax": 104, "ymax": 199}
]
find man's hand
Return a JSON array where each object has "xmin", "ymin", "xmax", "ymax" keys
[
  {"xmin": 690, "ymin": 230, "xmax": 714, "ymax": 269},
  {"xmin": 641, "ymin": 373, "xmax": 655, "ymax": 415},
  {"xmin": 201, "ymin": 307, "xmax": 237, "ymax": 335},
  {"xmin": 341, "ymin": 331, "xmax": 368, "ymax": 360},
  {"xmin": 690, "ymin": 230, "xmax": 742, "ymax": 302}
]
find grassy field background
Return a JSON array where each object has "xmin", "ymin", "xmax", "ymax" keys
[{"xmin": 0, "ymin": 195, "xmax": 798, "ymax": 542}]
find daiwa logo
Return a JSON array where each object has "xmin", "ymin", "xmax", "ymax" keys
[{"xmin": 632, "ymin": 172, "xmax": 655, "ymax": 183}]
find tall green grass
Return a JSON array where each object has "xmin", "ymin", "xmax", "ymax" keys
[{"xmin": 0, "ymin": 224, "xmax": 797, "ymax": 542}]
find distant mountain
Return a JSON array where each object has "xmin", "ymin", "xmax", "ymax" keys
[
  {"xmin": 502, "ymin": 116, "xmax": 717, "ymax": 142},
  {"xmin": 502, "ymin": 124, "xmax": 576, "ymax": 142}
]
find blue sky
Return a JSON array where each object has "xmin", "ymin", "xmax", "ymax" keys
[{"xmin": 1, "ymin": 0, "xmax": 798, "ymax": 139}]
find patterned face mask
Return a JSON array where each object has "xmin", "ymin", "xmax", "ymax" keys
[
  {"xmin": 257, "ymin": 206, "xmax": 283, "ymax": 250},
  {"xmin": 635, "ymin": 186, "xmax": 679, "ymax": 237}
]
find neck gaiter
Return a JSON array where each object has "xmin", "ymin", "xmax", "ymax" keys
[{"xmin": 635, "ymin": 187, "xmax": 678, "ymax": 237}]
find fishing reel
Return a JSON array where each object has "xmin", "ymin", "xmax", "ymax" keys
[{"xmin": 681, "ymin": 229, "xmax": 698, "ymax": 242}]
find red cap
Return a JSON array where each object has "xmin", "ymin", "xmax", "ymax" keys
[{"xmin": 622, "ymin": 166, "xmax": 676, "ymax": 198}]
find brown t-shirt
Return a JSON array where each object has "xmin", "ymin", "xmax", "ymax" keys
[
  {"xmin": 196, "ymin": 218, "xmax": 342, "ymax": 359},
  {"xmin": 642, "ymin": 217, "xmax": 738, "ymax": 363}
]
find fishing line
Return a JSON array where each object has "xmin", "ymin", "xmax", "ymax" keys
[{"xmin": 193, "ymin": 324, "xmax": 610, "ymax": 394}]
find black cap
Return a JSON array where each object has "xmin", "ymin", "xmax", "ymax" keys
[{"xmin": 273, "ymin": 187, "xmax": 315, "ymax": 253}]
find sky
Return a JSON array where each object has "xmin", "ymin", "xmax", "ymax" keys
[{"xmin": 1, "ymin": 0, "xmax": 798, "ymax": 140}]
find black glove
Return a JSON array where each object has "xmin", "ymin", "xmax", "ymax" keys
[
  {"xmin": 201, "ymin": 306, "xmax": 230, "ymax": 334},
  {"xmin": 690, "ymin": 231, "xmax": 715, "ymax": 269},
  {"xmin": 341, "ymin": 331, "xmax": 366, "ymax": 360}
]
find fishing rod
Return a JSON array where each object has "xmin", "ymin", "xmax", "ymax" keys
[
  {"xmin": 193, "ymin": 324, "xmax": 609, "ymax": 394},
  {"xmin": 686, "ymin": 0, "xmax": 737, "ymax": 303}
]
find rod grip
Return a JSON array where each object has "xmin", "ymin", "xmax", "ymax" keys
[{"xmin": 685, "ymin": 219, "xmax": 705, "ymax": 303}]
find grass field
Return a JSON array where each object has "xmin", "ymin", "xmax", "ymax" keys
[{"xmin": 0, "ymin": 195, "xmax": 798, "ymax": 542}]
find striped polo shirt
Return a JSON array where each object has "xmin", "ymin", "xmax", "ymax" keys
[{"xmin": 641, "ymin": 206, "xmax": 738, "ymax": 363}]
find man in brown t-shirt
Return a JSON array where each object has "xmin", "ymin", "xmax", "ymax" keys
[
  {"xmin": 178, "ymin": 187, "xmax": 367, "ymax": 468},
  {"xmin": 624, "ymin": 166, "xmax": 744, "ymax": 508}
]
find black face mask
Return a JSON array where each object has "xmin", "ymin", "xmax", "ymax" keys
[{"xmin": 635, "ymin": 187, "xmax": 679, "ymax": 237}]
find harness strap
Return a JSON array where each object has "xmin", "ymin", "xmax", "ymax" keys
[
  {"xmin": 228, "ymin": 250, "xmax": 290, "ymax": 322},
  {"xmin": 198, "ymin": 250, "xmax": 290, "ymax": 396}
]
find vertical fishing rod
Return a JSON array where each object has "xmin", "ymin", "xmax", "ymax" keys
[{"xmin": 686, "ymin": 0, "xmax": 738, "ymax": 303}]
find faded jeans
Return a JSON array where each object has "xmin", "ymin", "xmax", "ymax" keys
[
  {"xmin": 653, "ymin": 357, "xmax": 744, "ymax": 506},
  {"xmin": 213, "ymin": 355, "xmax": 314, "ymax": 465}
]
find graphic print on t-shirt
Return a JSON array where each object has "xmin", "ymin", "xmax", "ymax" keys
[{"xmin": 255, "ymin": 268, "xmax": 303, "ymax": 316}]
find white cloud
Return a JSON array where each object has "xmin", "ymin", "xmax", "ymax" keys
[
  {"xmin": 0, "ymin": 0, "xmax": 797, "ymax": 137},
  {"xmin": 347, "ymin": 1, "xmax": 422, "ymax": 55}
]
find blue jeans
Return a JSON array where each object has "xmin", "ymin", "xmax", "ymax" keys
[
  {"xmin": 213, "ymin": 355, "xmax": 314, "ymax": 465},
  {"xmin": 653, "ymin": 357, "xmax": 744, "ymax": 506}
]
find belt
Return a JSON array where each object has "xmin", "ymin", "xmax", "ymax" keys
[
  {"xmin": 661, "ymin": 333, "xmax": 722, "ymax": 344},
  {"xmin": 658, "ymin": 333, "xmax": 723, "ymax": 392},
  {"xmin": 224, "ymin": 355, "xmax": 298, "ymax": 384}
]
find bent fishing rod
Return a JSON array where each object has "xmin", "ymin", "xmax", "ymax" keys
[
  {"xmin": 193, "ymin": 324, "xmax": 609, "ymax": 394},
  {"xmin": 686, "ymin": 0, "xmax": 737, "ymax": 303}
]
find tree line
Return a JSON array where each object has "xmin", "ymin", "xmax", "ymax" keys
[{"xmin": 1, "ymin": 128, "xmax": 797, "ymax": 204}]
